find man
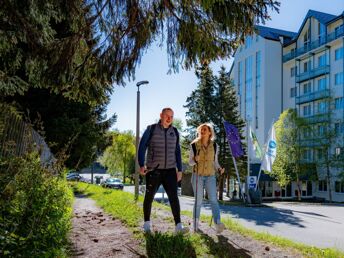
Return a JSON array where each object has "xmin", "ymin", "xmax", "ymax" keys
[{"xmin": 138, "ymin": 107, "xmax": 189, "ymax": 234}]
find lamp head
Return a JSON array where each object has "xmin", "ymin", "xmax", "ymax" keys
[{"xmin": 136, "ymin": 80, "xmax": 149, "ymax": 87}]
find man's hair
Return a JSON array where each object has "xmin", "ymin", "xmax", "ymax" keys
[{"xmin": 161, "ymin": 107, "xmax": 173, "ymax": 113}]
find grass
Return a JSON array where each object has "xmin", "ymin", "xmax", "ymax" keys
[{"xmin": 72, "ymin": 182, "xmax": 344, "ymax": 258}]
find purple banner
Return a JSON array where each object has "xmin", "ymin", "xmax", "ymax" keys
[{"xmin": 223, "ymin": 121, "xmax": 244, "ymax": 158}]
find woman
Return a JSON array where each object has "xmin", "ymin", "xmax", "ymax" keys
[{"xmin": 189, "ymin": 123, "xmax": 225, "ymax": 233}]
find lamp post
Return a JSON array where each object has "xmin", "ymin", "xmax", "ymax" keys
[{"xmin": 135, "ymin": 80, "xmax": 149, "ymax": 200}]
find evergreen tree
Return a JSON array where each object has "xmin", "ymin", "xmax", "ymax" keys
[{"xmin": 214, "ymin": 66, "xmax": 246, "ymax": 200}]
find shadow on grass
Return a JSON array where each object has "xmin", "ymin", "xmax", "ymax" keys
[
  {"xmin": 145, "ymin": 232, "xmax": 196, "ymax": 258},
  {"xmin": 198, "ymin": 230, "xmax": 251, "ymax": 258}
]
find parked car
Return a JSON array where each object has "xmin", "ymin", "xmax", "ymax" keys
[
  {"xmin": 154, "ymin": 185, "xmax": 168, "ymax": 203},
  {"xmin": 102, "ymin": 178, "xmax": 124, "ymax": 190},
  {"xmin": 66, "ymin": 172, "xmax": 81, "ymax": 181}
]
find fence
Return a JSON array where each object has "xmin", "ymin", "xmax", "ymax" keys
[{"xmin": 0, "ymin": 104, "xmax": 55, "ymax": 166}]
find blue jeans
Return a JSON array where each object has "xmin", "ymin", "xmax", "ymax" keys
[{"xmin": 191, "ymin": 174, "xmax": 221, "ymax": 224}]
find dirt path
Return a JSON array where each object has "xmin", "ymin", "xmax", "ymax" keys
[
  {"xmin": 69, "ymin": 194, "xmax": 145, "ymax": 258},
  {"xmin": 69, "ymin": 194, "xmax": 302, "ymax": 258}
]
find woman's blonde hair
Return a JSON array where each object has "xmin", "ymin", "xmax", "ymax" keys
[{"xmin": 191, "ymin": 123, "xmax": 216, "ymax": 143}]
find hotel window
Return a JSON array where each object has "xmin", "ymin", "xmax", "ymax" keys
[
  {"xmin": 317, "ymin": 124, "xmax": 326, "ymax": 136},
  {"xmin": 303, "ymin": 105, "xmax": 311, "ymax": 116},
  {"xmin": 335, "ymin": 72, "xmax": 343, "ymax": 85},
  {"xmin": 335, "ymin": 97, "xmax": 344, "ymax": 110},
  {"xmin": 318, "ymin": 23, "xmax": 326, "ymax": 44},
  {"xmin": 303, "ymin": 30, "xmax": 310, "ymax": 50},
  {"xmin": 303, "ymin": 61, "xmax": 311, "ymax": 73},
  {"xmin": 302, "ymin": 149, "xmax": 312, "ymax": 161},
  {"xmin": 316, "ymin": 148, "xmax": 326, "ymax": 160},
  {"xmin": 317, "ymin": 101, "xmax": 327, "ymax": 114},
  {"xmin": 303, "ymin": 82, "xmax": 311, "ymax": 94},
  {"xmin": 290, "ymin": 87, "xmax": 297, "ymax": 97},
  {"xmin": 335, "ymin": 47, "xmax": 343, "ymax": 61},
  {"xmin": 317, "ymin": 78, "xmax": 326, "ymax": 91},
  {"xmin": 335, "ymin": 122, "xmax": 344, "ymax": 135},
  {"xmin": 318, "ymin": 54, "xmax": 326, "ymax": 67},
  {"xmin": 290, "ymin": 66, "xmax": 297, "ymax": 77},
  {"xmin": 335, "ymin": 181, "xmax": 344, "ymax": 193},
  {"xmin": 245, "ymin": 36, "xmax": 252, "ymax": 49},
  {"xmin": 319, "ymin": 180, "xmax": 327, "ymax": 192},
  {"xmin": 335, "ymin": 24, "xmax": 343, "ymax": 38}
]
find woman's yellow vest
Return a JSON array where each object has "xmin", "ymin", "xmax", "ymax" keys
[{"xmin": 193, "ymin": 140, "xmax": 216, "ymax": 176}]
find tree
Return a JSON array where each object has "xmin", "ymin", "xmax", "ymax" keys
[
  {"xmin": 184, "ymin": 65, "xmax": 246, "ymax": 200},
  {"xmin": 7, "ymin": 88, "xmax": 116, "ymax": 169},
  {"xmin": 213, "ymin": 66, "xmax": 246, "ymax": 200},
  {"xmin": 272, "ymin": 109, "xmax": 314, "ymax": 200},
  {"xmin": 99, "ymin": 130, "xmax": 136, "ymax": 183},
  {"xmin": 1, "ymin": 0, "xmax": 280, "ymax": 99}
]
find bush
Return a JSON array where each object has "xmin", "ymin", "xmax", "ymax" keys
[{"xmin": 0, "ymin": 152, "xmax": 73, "ymax": 257}]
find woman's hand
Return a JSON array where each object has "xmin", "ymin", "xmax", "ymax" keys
[{"xmin": 218, "ymin": 167, "xmax": 225, "ymax": 175}]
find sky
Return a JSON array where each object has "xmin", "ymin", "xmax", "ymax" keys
[{"xmin": 106, "ymin": 0, "xmax": 344, "ymax": 134}]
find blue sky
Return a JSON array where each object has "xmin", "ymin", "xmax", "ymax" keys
[{"xmin": 107, "ymin": 0, "xmax": 344, "ymax": 133}]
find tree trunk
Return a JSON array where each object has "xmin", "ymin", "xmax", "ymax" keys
[{"xmin": 218, "ymin": 174, "xmax": 224, "ymax": 200}]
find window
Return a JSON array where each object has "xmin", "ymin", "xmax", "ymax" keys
[
  {"xmin": 317, "ymin": 78, "xmax": 326, "ymax": 91},
  {"xmin": 303, "ymin": 105, "xmax": 311, "ymax": 116},
  {"xmin": 290, "ymin": 87, "xmax": 297, "ymax": 97},
  {"xmin": 302, "ymin": 127, "xmax": 311, "ymax": 138},
  {"xmin": 335, "ymin": 181, "xmax": 344, "ymax": 193},
  {"xmin": 303, "ymin": 61, "xmax": 309, "ymax": 72},
  {"xmin": 303, "ymin": 82, "xmax": 311, "ymax": 94},
  {"xmin": 319, "ymin": 180, "xmax": 327, "ymax": 192},
  {"xmin": 317, "ymin": 125, "xmax": 326, "ymax": 136},
  {"xmin": 335, "ymin": 97, "xmax": 344, "ymax": 110},
  {"xmin": 318, "ymin": 22, "xmax": 326, "ymax": 44},
  {"xmin": 245, "ymin": 36, "xmax": 252, "ymax": 49},
  {"xmin": 335, "ymin": 47, "xmax": 343, "ymax": 61},
  {"xmin": 317, "ymin": 101, "xmax": 327, "ymax": 114},
  {"xmin": 318, "ymin": 54, "xmax": 326, "ymax": 67},
  {"xmin": 335, "ymin": 24, "xmax": 343, "ymax": 38},
  {"xmin": 303, "ymin": 30, "xmax": 310, "ymax": 50},
  {"xmin": 335, "ymin": 147, "xmax": 342, "ymax": 156},
  {"xmin": 335, "ymin": 122, "xmax": 344, "ymax": 135},
  {"xmin": 290, "ymin": 67, "xmax": 296, "ymax": 77},
  {"xmin": 335, "ymin": 72, "xmax": 343, "ymax": 85},
  {"xmin": 302, "ymin": 149, "xmax": 312, "ymax": 161}
]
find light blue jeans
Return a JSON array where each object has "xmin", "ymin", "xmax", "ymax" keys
[{"xmin": 191, "ymin": 173, "xmax": 221, "ymax": 224}]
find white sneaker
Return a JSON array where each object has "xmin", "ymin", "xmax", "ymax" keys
[
  {"xmin": 215, "ymin": 222, "xmax": 225, "ymax": 234},
  {"xmin": 143, "ymin": 221, "xmax": 152, "ymax": 233},
  {"xmin": 175, "ymin": 222, "xmax": 189, "ymax": 234}
]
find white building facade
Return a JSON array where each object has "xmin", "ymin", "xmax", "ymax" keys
[{"xmin": 230, "ymin": 10, "xmax": 344, "ymax": 202}]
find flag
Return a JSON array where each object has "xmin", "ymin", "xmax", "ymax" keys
[
  {"xmin": 249, "ymin": 126, "xmax": 263, "ymax": 159},
  {"xmin": 223, "ymin": 121, "xmax": 244, "ymax": 158},
  {"xmin": 260, "ymin": 124, "xmax": 277, "ymax": 172}
]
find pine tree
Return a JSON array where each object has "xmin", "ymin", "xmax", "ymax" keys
[{"xmin": 214, "ymin": 66, "xmax": 246, "ymax": 200}]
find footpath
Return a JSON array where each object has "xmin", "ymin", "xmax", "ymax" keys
[{"xmin": 68, "ymin": 194, "xmax": 302, "ymax": 258}]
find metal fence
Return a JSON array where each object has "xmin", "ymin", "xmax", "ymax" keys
[{"xmin": 0, "ymin": 104, "xmax": 55, "ymax": 166}]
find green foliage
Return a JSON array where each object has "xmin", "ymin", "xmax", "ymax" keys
[
  {"xmin": 0, "ymin": 152, "xmax": 73, "ymax": 257},
  {"xmin": 6, "ymin": 89, "xmax": 116, "ymax": 169},
  {"xmin": 99, "ymin": 130, "xmax": 136, "ymax": 182}
]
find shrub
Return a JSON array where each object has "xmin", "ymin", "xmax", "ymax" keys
[{"xmin": 0, "ymin": 152, "xmax": 73, "ymax": 257}]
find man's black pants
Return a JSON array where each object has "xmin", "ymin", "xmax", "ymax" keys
[{"xmin": 143, "ymin": 168, "xmax": 181, "ymax": 225}]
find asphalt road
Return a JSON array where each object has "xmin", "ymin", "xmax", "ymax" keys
[
  {"xmin": 124, "ymin": 185, "xmax": 344, "ymax": 251},
  {"xmin": 179, "ymin": 196, "xmax": 344, "ymax": 251}
]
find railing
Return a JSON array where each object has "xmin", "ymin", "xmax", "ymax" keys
[
  {"xmin": 296, "ymin": 89, "xmax": 331, "ymax": 105},
  {"xmin": 303, "ymin": 114, "xmax": 330, "ymax": 124},
  {"xmin": 299, "ymin": 137, "xmax": 329, "ymax": 147},
  {"xmin": 296, "ymin": 65, "xmax": 330, "ymax": 83},
  {"xmin": 283, "ymin": 26, "xmax": 344, "ymax": 62},
  {"xmin": 0, "ymin": 104, "xmax": 55, "ymax": 166}
]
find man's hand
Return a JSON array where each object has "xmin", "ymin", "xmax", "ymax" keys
[
  {"xmin": 139, "ymin": 167, "xmax": 146, "ymax": 176},
  {"xmin": 176, "ymin": 171, "xmax": 183, "ymax": 182},
  {"xmin": 193, "ymin": 155, "xmax": 199, "ymax": 162}
]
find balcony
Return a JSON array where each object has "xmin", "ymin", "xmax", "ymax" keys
[
  {"xmin": 283, "ymin": 27, "xmax": 344, "ymax": 62},
  {"xmin": 299, "ymin": 138, "xmax": 329, "ymax": 147},
  {"xmin": 296, "ymin": 89, "xmax": 330, "ymax": 105},
  {"xmin": 303, "ymin": 114, "xmax": 330, "ymax": 124},
  {"xmin": 295, "ymin": 65, "xmax": 330, "ymax": 83}
]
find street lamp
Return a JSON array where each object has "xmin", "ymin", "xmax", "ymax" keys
[{"xmin": 135, "ymin": 80, "xmax": 149, "ymax": 200}]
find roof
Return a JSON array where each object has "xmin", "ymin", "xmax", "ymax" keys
[
  {"xmin": 255, "ymin": 25, "xmax": 297, "ymax": 42},
  {"xmin": 284, "ymin": 10, "xmax": 341, "ymax": 46}
]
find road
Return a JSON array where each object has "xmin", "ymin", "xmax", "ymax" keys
[{"xmin": 124, "ymin": 185, "xmax": 344, "ymax": 251}]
